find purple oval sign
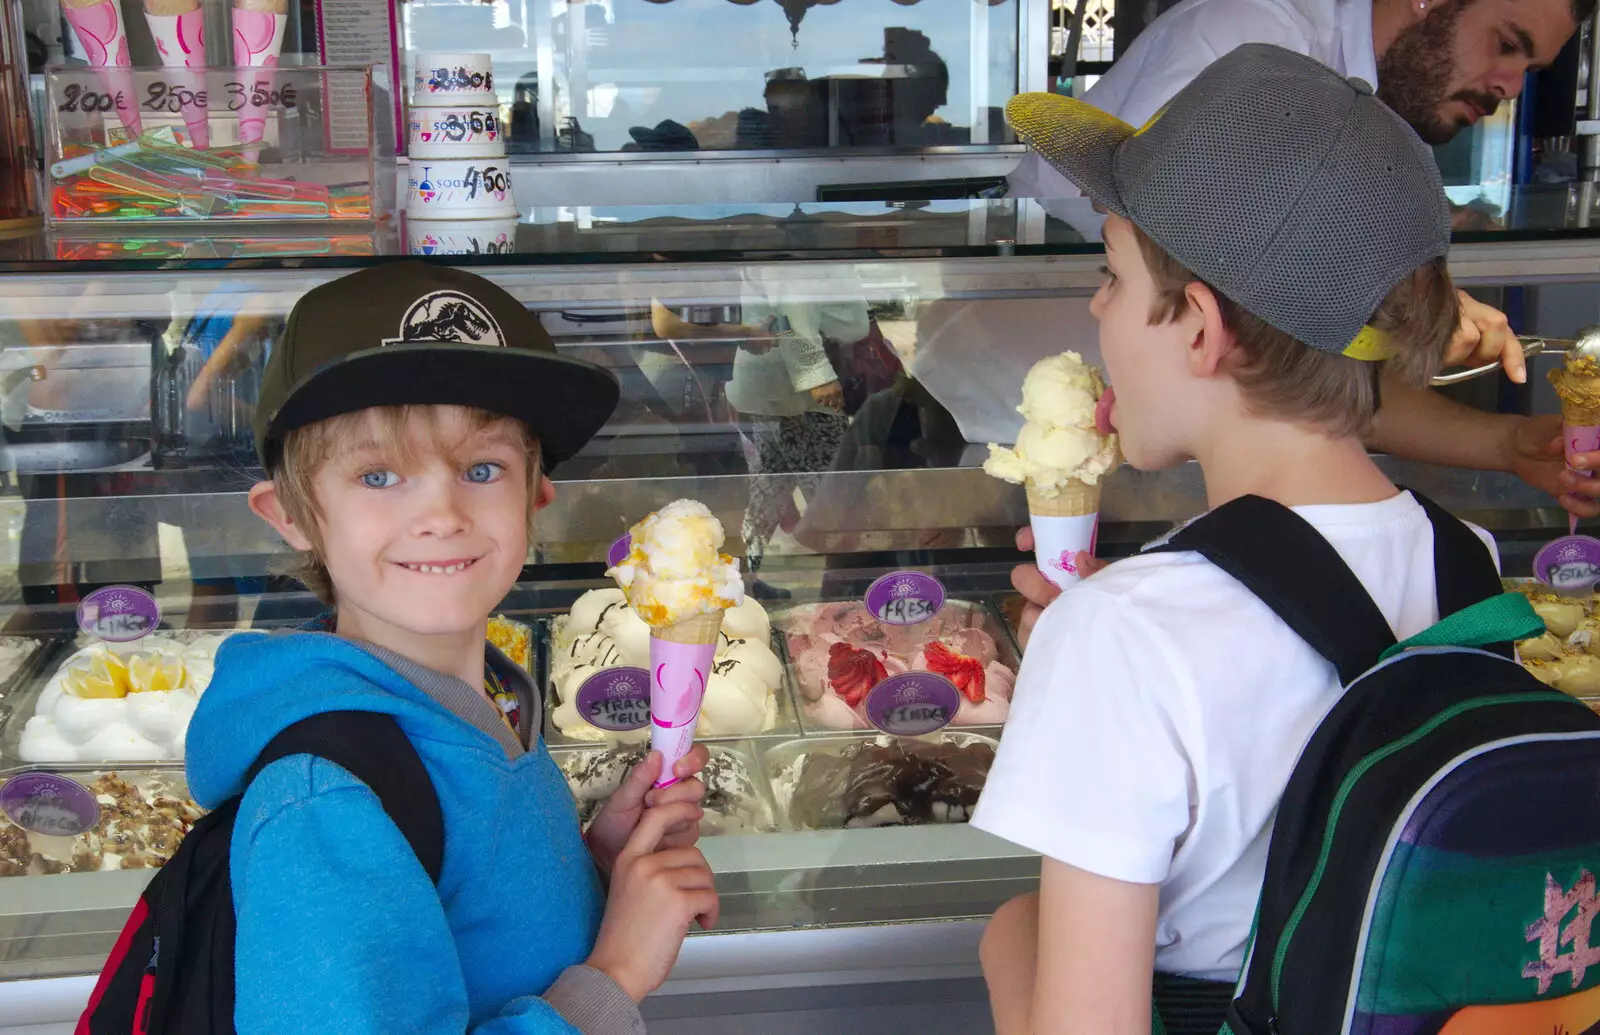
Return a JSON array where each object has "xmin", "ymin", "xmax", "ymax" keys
[
  {"xmin": 865, "ymin": 672, "xmax": 961, "ymax": 736},
  {"xmin": 76, "ymin": 585, "xmax": 160, "ymax": 643},
  {"xmin": 865, "ymin": 570, "xmax": 945, "ymax": 626},
  {"xmin": 1534, "ymin": 536, "xmax": 1600, "ymax": 593},
  {"xmin": 0, "ymin": 772, "xmax": 100, "ymax": 836},
  {"xmin": 574, "ymin": 666, "xmax": 652, "ymax": 732},
  {"xmin": 607, "ymin": 535, "xmax": 632, "ymax": 568}
]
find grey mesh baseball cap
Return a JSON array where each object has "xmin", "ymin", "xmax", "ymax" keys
[{"xmin": 1007, "ymin": 43, "xmax": 1451, "ymax": 359}]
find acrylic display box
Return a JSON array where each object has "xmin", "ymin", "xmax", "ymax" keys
[{"xmin": 43, "ymin": 64, "xmax": 383, "ymax": 226}]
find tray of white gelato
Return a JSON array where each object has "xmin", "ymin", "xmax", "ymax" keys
[
  {"xmin": 543, "ymin": 588, "xmax": 792, "ymax": 745},
  {"xmin": 555, "ymin": 742, "xmax": 778, "ymax": 836},
  {"xmin": 4, "ymin": 630, "xmax": 250, "ymax": 764},
  {"xmin": 0, "ymin": 768, "xmax": 203, "ymax": 876},
  {"xmin": 764, "ymin": 732, "xmax": 998, "ymax": 831}
]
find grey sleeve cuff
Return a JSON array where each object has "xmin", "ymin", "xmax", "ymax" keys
[{"xmin": 544, "ymin": 965, "xmax": 647, "ymax": 1035}]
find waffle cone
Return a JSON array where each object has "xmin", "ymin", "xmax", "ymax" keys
[
  {"xmin": 651, "ymin": 610, "xmax": 725, "ymax": 646},
  {"xmin": 1564, "ymin": 398, "xmax": 1600, "ymax": 427},
  {"xmin": 1027, "ymin": 479, "xmax": 1100, "ymax": 518}
]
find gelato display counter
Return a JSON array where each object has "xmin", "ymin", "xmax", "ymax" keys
[{"xmin": 0, "ymin": 195, "xmax": 1599, "ymax": 1030}]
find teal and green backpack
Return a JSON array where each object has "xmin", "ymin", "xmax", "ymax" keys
[{"xmin": 1151, "ymin": 492, "xmax": 1600, "ymax": 1035}]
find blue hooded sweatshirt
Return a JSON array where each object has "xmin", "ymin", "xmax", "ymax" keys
[{"xmin": 186, "ymin": 631, "xmax": 640, "ymax": 1035}]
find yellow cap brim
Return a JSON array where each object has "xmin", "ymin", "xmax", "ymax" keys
[{"xmin": 1005, "ymin": 93, "xmax": 1135, "ymax": 216}]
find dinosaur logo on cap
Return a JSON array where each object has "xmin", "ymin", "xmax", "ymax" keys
[{"xmin": 385, "ymin": 290, "xmax": 505, "ymax": 348}]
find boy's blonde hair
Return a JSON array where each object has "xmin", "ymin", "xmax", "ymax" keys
[
  {"xmin": 272, "ymin": 406, "xmax": 541, "ymax": 603},
  {"xmin": 1131, "ymin": 226, "xmax": 1458, "ymax": 437}
]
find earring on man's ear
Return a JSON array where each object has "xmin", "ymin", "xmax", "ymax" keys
[{"xmin": 1417, "ymin": 0, "xmax": 1428, "ymax": 10}]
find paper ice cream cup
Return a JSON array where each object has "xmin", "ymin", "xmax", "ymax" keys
[
  {"xmin": 1027, "ymin": 480, "xmax": 1100, "ymax": 589},
  {"xmin": 405, "ymin": 159, "xmax": 517, "ymax": 219},
  {"xmin": 408, "ymin": 107, "xmax": 505, "ymax": 158},
  {"xmin": 412, "ymin": 53, "xmax": 496, "ymax": 107},
  {"xmin": 406, "ymin": 216, "xmax": 517, "ymax": 256},
  {"xmin": 647, "ymin": 611, "xmax": 724, "ymax": 789}
]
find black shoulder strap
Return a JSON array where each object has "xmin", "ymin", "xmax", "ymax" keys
[
  {"xmin": 1406, "ymin": 488, "xmax": 1512, "ymax": 659},
  {"xmin": 246, "ymin": 711, "xmax": 444, "ymax": 883},
  {"xmin": 1153, "ymin": 495, "xmax": 1396, "ymax": 685}
]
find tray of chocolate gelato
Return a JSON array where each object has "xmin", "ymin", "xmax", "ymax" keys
[
  {"xmin": 555, "ymin": 742, "xmax": 779, "ymax": 837},
  {"xmin": 774, "ymin": 599, "xmax": 1021, "ymax": 733},
  {"xmin": 1506, "ymin": 579, "xmax": 1600, "ymax": 707},
  {"xmin": 542, "ymin": 588, "xmax": 795, "ymax": 746},
  {"xmin": 0, "ymin": 768, "xmax": 204, "ymax": 877},
  {"xmin": 763, "ymin": 733, "xmax": 998, "ymax": 831}
]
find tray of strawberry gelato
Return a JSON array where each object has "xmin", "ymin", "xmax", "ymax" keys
[{"xmin": 776, "ymin": 599, "xmax": 1020, "ymax": 732}]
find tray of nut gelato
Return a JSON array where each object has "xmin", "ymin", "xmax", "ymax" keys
[
  {"xmin": 1508, "ymin": 580, "xmax": 1600, "ymax": 706},
  {"xmin": 0, "ymin": 768, "xmax": 203, "ymax": 877}
]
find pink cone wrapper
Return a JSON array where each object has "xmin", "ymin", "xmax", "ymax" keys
[
  {"xmin": 145, "ymin": 5, "xmax": 209, "ymax": 147},
  {"xmin": 1567, "ymin": 424, "xmax": 1600, "ymax": 535},
  {"xmin": 61, "ymin": 0, "xmax": 143, "ymax": 137},
  {"xmin": 647, "ymin": 629, "xmax": 718, "ymax": 789},
  {"xmin": 230, "ymin": 5, "xmax": 285, "ymax": 156},
  {"xmin": 1031, "ymin": 511, "xmax": 1100, "ymax": 589}
]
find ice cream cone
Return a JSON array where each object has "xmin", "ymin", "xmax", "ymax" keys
[
  {"xmin": 647, "ymin": 609, "xmax": 725, "ymax": 788},
  {"xmin": 1026, "ymin": 479, "xmax": 1101, "ymax": 590},
  {"xmin": 1563, "ymin": 398, "xmax": 1600, "ymax": 428},
  {"xmin": 144, "ymin": 0, "xmax": 209, "ymax": 147},
  {"xmin": 61, "ymin": 0, "xmax": 142, "ymax": 139},
  {"xmin": 1551, "ymin": 363, "xmax": 1600, "ymax": 533},
  {"xmin": 231, "ymin": 0, "xmax": 286, "ymax": 160},
  {"xmin": 652, "ymin": 610, "xmax": 725, "ymax": 646},
  {"xmin": 1026, "ymin": 479, "xmax": 1100, "ymax": 518}
]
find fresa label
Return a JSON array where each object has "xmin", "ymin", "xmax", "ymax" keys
[{"xmin": 864, "ymin": 571, "xmax": 946, "ymax": 627}]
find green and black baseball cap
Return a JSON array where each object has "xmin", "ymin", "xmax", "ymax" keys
[
  {"xmin": 1006, "ymin": 43, "xmax": 1451, "ymax": 361},
  {"xmin": 254, "ymin": 262, "xmax": 620, "ymax": 471}
]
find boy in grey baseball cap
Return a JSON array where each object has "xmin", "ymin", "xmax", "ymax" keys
[{"xmin": 970, "ymin": 44, "xmax": 1475, "ymax": 1034}]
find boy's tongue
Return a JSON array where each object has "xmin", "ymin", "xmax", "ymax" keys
[{"xmin": 1095, "ymin": 386, "xmax": 1117, "ymax": 436}]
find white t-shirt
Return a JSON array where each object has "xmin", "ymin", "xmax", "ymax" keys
[
  {"xmin": 1010, "ymin": 0, "xmax": 1379, "ymax": 216},
  {"xmin": 971, "ymin": 491, "xmax": 1497, "ymax": 981}
]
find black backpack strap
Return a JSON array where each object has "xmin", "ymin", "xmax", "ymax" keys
[
  {"xmin": 1151, "ymin": 495, "xmax": 1396, "ymax": 685},
  {"xmin": 246, "ymin": 711, "xmax": 444, "ymax": 882},
  {"xmin": 1405, "ymin": 488, "xmax": 1512, "ymax": 659}
]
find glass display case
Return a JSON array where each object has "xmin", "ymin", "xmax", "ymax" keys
[{"xmin": 0, "ymin": 193, "xmax": 1598, "ymax": 1028}]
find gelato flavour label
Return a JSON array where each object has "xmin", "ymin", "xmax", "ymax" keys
[
  {"xmin": 607, "ymin": 534, "xmax": 632, "ymax": 568},
  {"xmin": 575, "ymin": 667, "xmax": 652, "ymax": 732},
  {"xmin": 1534, "ymin": 536, "xmax": 1600, "ymax": 593},
  {"xmin": 865, "ymin": 571, "xmax": 945, "ymax": 626},
  {"xmin": 0, "ymin": 772, "xmax": 100, "ymax": 836},
  {"xmin": 865, "ymin": 672, "xmax": 960, "ymax": 736},
  {"xmin": 77, "ymin": 585, "xmax": 159, "ymax": 642}
]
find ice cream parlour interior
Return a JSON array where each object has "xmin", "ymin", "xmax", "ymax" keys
[{"xmin": 1, "ymin": 196, "xmax": 1599, "ymax": 1026}]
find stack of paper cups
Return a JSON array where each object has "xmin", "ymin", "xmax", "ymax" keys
[
  {"xmin": 1026, "ymin": 478, "xmax": 1100, "ymax": 589},
  {"xmin": 406, "ymin": 52, "xmax": 514, "ymax": 251}
]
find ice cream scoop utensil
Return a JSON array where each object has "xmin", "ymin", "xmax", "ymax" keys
[{"xmin": 1429, "ymin": 329, "xmax": 1600, "ymax": 386}]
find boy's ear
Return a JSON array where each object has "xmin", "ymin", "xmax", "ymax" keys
[
  {"xmin": 248, "ymin": 481, "xmax": 315, "ymax": 552},
  {"xmin": 532, "ymin": 473, "xmax": 557, "ymax": 513},
  {"xmin": 1184, "ymin": 280, "xmax": 1236, "ymax": 378}
]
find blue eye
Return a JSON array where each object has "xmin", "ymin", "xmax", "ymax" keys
[
  {"xmin": 466, "ymin": 462, "xmax": 503, "ymax": 484},
  {"xmin": 361, "ymin": 469, "xmax": 399, "ymax": 489}
]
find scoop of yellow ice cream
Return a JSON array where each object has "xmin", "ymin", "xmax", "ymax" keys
[
  {"xmin": 607, "ymin": 499, "xmax": 745, "ymax": 627},
  {"xmin": 986, "ymin": 351, "xmax": 1119, "ymax": 491}
]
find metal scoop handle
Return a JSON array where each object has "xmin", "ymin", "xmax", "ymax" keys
[{"xmin": 1430, "ymin": 337, "xmax": 1571, "ymax": 386}]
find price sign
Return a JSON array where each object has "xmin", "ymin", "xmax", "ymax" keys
[
  {"xmin": 575, "ymin": 667, "xmax": 652, "ymax": 732},
  {"xmin": 865, "ymin": 571, "xmax": 946, "ymax": 627},
  {"xmin": 0, "ymin": 772, "xmax": 100, "ymax": 837},
  {"xmin": 1534, "ymin": 536, "xmax": 1600, "ymax": 594},
  {"xmin": 77, "ymin": 586, "xmax": 159, "ymax": 643},
  {"xmin": 865, "ymin": 672, "xmax": 960, "ymax": 737}
]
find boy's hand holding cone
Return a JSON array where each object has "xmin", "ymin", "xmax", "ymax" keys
[
  {"xmin": 987, "ymin": 352, "xmax": 1120, "ymax": 589},
  {"xmin": 607, "ymin": 500, "xmax": 742, "ymax": 789}
]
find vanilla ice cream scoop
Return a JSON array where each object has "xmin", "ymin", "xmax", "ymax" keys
[
  {"xmin": 607, "ymin": 499, "xmax": 744, "ymax": 627},
  {"xmin": 985, "ymin": 351, "xmax": 1119, "ymax": 493}
]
